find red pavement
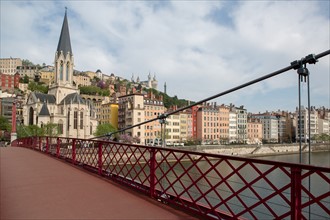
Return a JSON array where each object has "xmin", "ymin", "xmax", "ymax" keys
[{"xmin": 0, "ymin": 147, "xmax": 197, "ymax": 220}]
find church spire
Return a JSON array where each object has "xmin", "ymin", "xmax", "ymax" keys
[
  {"xmin": 57, "ymin": 8, "xmax": 72, "ymax": 56},
  {"xmin": 48, "ymin": 8, "xmax": 77, "ymax": 103}
]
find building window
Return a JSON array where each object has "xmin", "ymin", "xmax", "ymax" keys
[
  {"xmin": 90, "ymin": 122, "xmax": 93, "ymax": 135},
  {"xmin": 60, "ymin": 61, "xmax": 63, "ymax": 80},
  {"xmin": 66, "ymin": 62, "xmax": 69, "ymax": 81},
  {"xmin": 74, "ymin": 111, "xmax": 78, "ymax": 129},
  {"xmin": 80, "ymin": 112, "xmax": 83, "ymax": 129},
  {"xmin": 29, "ymin": 107, "xmax": 34, "ymax": 125},
  {"xmin": 58, "ymin": 120, "xmax": 63, "ymax": 134}
]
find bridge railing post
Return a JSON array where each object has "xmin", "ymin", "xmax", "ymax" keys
[
  {"xmin": 38, "ymin": 137, "xmax": 42, "ymax": 151},
  {"xmin": 291, "ymin": 167, "xmax": 302, "ymax": 220},
  {"xmin": 56, "ymin": 137, "xmax": 60, "ymax": 158},
  {"xmin": 149, "ymin": 148, "xmax": 156, "ymax": 198},
  {"xmin": 72, "ymin": 139, "xmax": 76, "ymax": 165},
  {"xmin": 46, "ymin": 137, "xmax": 49, "ymax": 154},
  {"xmin": 35, "ymin": 137, "xmax": 38, "ymax": 149},
  {"xmin": 98, "ymin": 142, "xmax": 103, "ymax": 175}
]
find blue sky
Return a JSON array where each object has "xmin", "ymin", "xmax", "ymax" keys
[{"xmin": 1, "ymin": 1, "xmax": 329, "ymax": 113}]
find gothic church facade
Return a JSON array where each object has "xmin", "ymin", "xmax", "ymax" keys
[{"xmin": 23, "ymin": 11, "xmax": 98, "ymax": 139}]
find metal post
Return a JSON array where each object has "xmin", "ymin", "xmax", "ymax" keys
[
  {"xmin": 149, "ymin": 148, "xmax": 156, "ymax": 198},
  {"xmin": 291, "ymin": 167, "xmax": 302, "ymax": 220},
  {"xmin": 306, "ymin": 66, "xmax": 312, "ymax": 219},
  {"xmin": 56, "ymin": 137, "xmax": 60, "ymax": 158},
  {"xmin": 298, "ymin": 75, "xmax": 302, "ymax": 163},
  {"xmin": 98, "ymin": 142, "xmax": 103, "ymax": 175},
  {"xmin": 72, "ymin": 139, "xmax": 76, "ymax": 165},
  {"xmin": 306, "ymin": 67, "xmax": 311, "ymax": 165},
  {"xmin": 39, "ymin": 137, "xmax": 42, "ymax": 151},
  {"xmin": 46, "ymin": 136, "xmax": 49, "ymax": 153}
]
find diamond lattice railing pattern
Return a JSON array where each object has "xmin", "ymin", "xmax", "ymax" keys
[{"xmin": 14, "ymin": 136, "xmax": 330, "ymax": 220}]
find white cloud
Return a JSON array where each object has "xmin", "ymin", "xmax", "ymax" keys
[{"xmin": 1, "ymin": 1, "xmax": 329, "ymax": 112}]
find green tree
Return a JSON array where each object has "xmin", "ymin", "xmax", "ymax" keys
[
  {"xmin": 79, "ymin": 85, "xmax": 109, "ymax": 96},
  {"xmin": 28, "ymin": 82, "xmax": 48, "ymax": 93},
  {"xmin": 17, "ymin": 125, "xmax": 43, "ymax": 138},
  {"xmin": 0, "ymin": 116, "xmax": 11, "ymax": 132},
  {"xmin": 94, "ymin": 123, "xmax": 117, "ymax": 137},
  {"xmin": 22, "ymin": 59, "xmax": 34, "ymax": 66},
  {"xmin": 313, "ymin": 133, "xmax": 330, "ymax": 143},
  {"xmin": 42, "ymin": 123, "xmax": 58, "ymax": 137},
  {"xmin": 23, "ymin": 75, "xmax": 29, "ymax": 83}
]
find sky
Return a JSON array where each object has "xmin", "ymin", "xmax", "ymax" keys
[{"xmin": 1, "ymin": 1, "xmax": 329, "ymax": 113}]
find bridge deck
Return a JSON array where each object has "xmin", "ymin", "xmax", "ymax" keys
[{"xmin": 0, "ymin": 147, "xmax": 196, "ymax": 220}]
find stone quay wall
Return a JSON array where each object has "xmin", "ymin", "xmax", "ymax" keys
[{"xmin": 176, "ymin": 143, "xmax": 330, "ymax": 157}]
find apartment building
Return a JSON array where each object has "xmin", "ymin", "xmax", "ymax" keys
[
  {"xmin": 186, "ymin": 109, "xmax": 193, "ymax": 139},
  {"xmin": 247, "ymin": 118, "xmax": 263, "ymax": 144},
  {"xmin": 295, "ymin": 107, "xmax": 318, "ymax": 142},
  {"xmin": 18, "ymin": 83, "xmax": 29, "ymax": 94},
  {"xmin": 144, "ymin": 92, "xmax": 166, "ymax": 146},
  {"xmin": 318, "ymin": 118, "xmax": 329, "ymax": 135},
  {"xmin": 191, "ymin": 105, "xmax": 199, "ymax": 140},
  {"xmin": 166, "ymin": 113, "xmax": 181, "ymax": 145},
  {"xmin": 16, "ymin": 66, "xmax": 39, "ymax": 79},
  {"xmin": 0, "ymin": 97, "xmax": 14, "ymax": 124},
  {"xmin": 73, "ymin": 74, "xmax": 91, "ymax": 87},
  {"xmin": 317, "ymin": 108, "xmax": 330, "ymax": 135},
  {"xmin": 92, "ymin": 96, "xmax": 111, "ymax": 123},
  {"xmin": 229, "ymin": 111, "xmax": 237, "ymax": 143},
  {"xmin": 100, "ymin": 103, "xmax": 118, "ymax": 129},
  {"xmin": 251, "ymin": 113, "xmax": 279, "ymax": 143},
  {"xmin": 231, "ymin": 105, "xmax": 247, "ymax": 143},
  {"xmin": 179, "ymin": 109, "xmax": 193, "ymax": 142},
  {"xmin": 0, "ymin": 72, "xmax": 20, "ymax": 92},
  {"xmin": 196, "ymin": 103, "xmax": 219, "ymax": 144},
  {"xmin": 84, "ymin": 71, "xmax": 97, "ymax": 80},
  {"xmin": 39, "ymin": 66, "xmax": 55, "ymax": 84},
  {"xmin": 219, "ymin": 104, "xmax": 229, "ymax": 144},
  {"xmin": 0, "ymin": 58, "xmax": 22, "ymax": 75},
  {"xmin": 179, "ymin": 111, "xmax": 188, "ymax": 142},
  {"xmin": 118, "ymin": 94, "xmax": 144, "ymax": 144},
  {"xmin": 274, "ymin": 111, "xmax": 294, "ymax": 143}
]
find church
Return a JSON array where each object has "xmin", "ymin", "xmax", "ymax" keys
[{"xmin": 23, "ymin": 10, "xmax": 98, "ymax": 139}]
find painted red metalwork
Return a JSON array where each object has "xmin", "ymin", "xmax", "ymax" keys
[
  {"xmin": 98, "ymin": 142, "xmax": 103, "ymax": 175},
  {"xmin": 56, "ymin": 137, "xmax": 60, "ymax": 158},
  {"xmin": 149, "ymin": 148, "xmax": 156, "ymax": 198},
  {"xmin": 14, "ymin": 136, "xmax": 330, "ymax": 220},
  {"xmin": 291, "ymin": 167, "xmax": 302, "ymax": 220},
  {"xmin": 72, "ymin": 139, "xmax": 76, "ymax": 165}
]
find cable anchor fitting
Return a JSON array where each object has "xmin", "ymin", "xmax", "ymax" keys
[
  {"xmin": 291, "ymin": 53, "xmax": 318, "ymax": 83},
  {"xmin": 157, "ymin": 113, "xmax": 168, "ymax": 124}
]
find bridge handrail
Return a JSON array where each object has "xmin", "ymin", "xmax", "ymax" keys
[{"xmin": 13, "ymin": 136, "xmax": 330, "ymax": 220}]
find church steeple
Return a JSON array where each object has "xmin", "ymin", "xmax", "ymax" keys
[
  {"xmin": 57, "ymin": 8, "xmax": 72, "ymax": 56},
  {"xmin": 49, "ymin": 8, "xmax": 77, "ymax": 104}
]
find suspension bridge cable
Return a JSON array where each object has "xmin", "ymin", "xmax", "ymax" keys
[{"xmin": 91, "ymin": 50, "xmax": 329, "ymax": 140}]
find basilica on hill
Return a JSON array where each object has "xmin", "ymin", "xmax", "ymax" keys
[{"xmin": 23, "ymin": 10, "xmax": 98, "ymax": 139}]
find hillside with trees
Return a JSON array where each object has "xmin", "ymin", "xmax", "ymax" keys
[{"xmin": 144, "ymin": 88, "xmax": 193, "ymax": 109}]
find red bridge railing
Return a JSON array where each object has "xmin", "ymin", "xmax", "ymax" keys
[{"xmin": 13, "ymin": 137, "xmax": 330, "ymax": 219}]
